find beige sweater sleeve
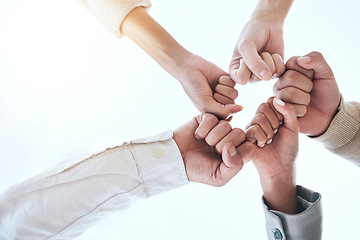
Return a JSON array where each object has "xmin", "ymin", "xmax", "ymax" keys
[
  {"xmin": 314, "ymin": 97, "xmax": 360, "ymax": 165},
  {"xmin": 79, "ymin": 0, "xmax": 151, "ymax": 37}
]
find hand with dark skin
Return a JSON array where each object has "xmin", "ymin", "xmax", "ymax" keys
[
  {"xmin": 273, "ymin": 52, "xmax": 341, "ymax": 136},
  {"xmin": 239, "ymin": 97, "xmax": 299, "ymax": 214}
]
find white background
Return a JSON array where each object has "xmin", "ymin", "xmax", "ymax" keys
[{"xmin": 0, "ymin": 0, "xmax": 360, "ymax": 239}]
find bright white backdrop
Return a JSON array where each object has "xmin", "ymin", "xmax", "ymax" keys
[{"xmin": 0, "ymin": 0, "xmax": 359, "ymax": 239}]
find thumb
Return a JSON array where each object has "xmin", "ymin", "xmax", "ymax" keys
[
  {"xmin": 214, "ymin": 142, "xmax": 244, "ymax": 186},
  {"xmin": 272, "ymin": 98, "xmax": 299, "ymax": 133},
  {"xmin": 203, "ymin": 97, "xmax": 244, "ymax": 120},
  {"xmin": 296, "ymin": 51, "xmax": 335, "ymax": 79},
  {"xmin": 236, "ymin": 40, "xmax": 272, "ymax": 80}
]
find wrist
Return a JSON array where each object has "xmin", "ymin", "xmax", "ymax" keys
[
  {"xmin": 251, "ymin": 0, "xmax": 294, "ymax": 25},
  {"xmin": 260, "ymin": 171, "xmax": 298, "ymax": 214}
]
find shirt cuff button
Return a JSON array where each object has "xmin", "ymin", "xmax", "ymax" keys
[{"xmin": 154, "ymin": 150, "xmax": 164, "ymax": 158}]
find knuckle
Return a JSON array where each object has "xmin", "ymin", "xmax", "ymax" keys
[
  {"xmin": 233, "ymin": 128, "xmax": 246, "ymax": 141},
  {"xmin": 219, "ymin": 120, "xmax": 232, "ymax": 131},
  {"xmin": 205, "ymin": 114, "xmax": 219, "ymax": 125},
  {"xmin": 205, "ymin": 136, "xmax": 217, "ymax": 147},
  {"xmin": 257, "ymin": 103, "xmax": 269, "ymax": 113},
  {"xmin": 285, "ymin": 56, "xmax": 300, "ymax": 69}
]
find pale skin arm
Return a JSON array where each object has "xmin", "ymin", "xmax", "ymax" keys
[
  {"xmin": 230, "ymin": 0, "xmax": 294, "ymax": 84},
  {"xmin": 121, "ymin": 7, "xmax": 242, "ymax": 119}
]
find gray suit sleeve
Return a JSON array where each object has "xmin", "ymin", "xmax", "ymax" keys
[{"xmin": 262, "ymin": 185, "xmax": 322, "ymax": 240}]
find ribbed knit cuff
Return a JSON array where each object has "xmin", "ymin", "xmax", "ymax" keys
[
  {"xmin": 314, "ymin": 97, "xmax": 360, "ymax": 149},
  {"xmin": 80, "ymin": 0, "xmax": 152, "ymax": 38}
]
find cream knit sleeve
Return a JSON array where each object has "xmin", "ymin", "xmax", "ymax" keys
[
  {"xmin": 314, "ymin": 97, "xmax": 360, "ymax": 165},
  {"xmin": 79, "ymin": 0, "xmax": 151, "ymax": 37}
]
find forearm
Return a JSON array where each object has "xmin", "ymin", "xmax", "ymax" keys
[
  {"xmin": 0, "ymin": 131, "xmax": 188, "ymax": 239},
  {"xmin": 251, "ymin": 0, "xmax": 294, "ymax": 24},
  {"xmin": 121, "ymin": 7, "xmax": 193, "ymax": 79},
  {"xmin": 260, "ymin": 171, "xmax": 298, "ymax": 214}
]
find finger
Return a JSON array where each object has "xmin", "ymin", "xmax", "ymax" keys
[
  {"xmin": 260, "ymin": 52, "xmax": 276, "ymax": 80},
  {"xmin": 266, "ymin": 97, "xmax": 284, "ymax": 123},
  {"xmin": 245, "ymin": 124, "xmax": 268, "ymax": 148},
  {"xmin": 249, "ymin": 72, "xmax": 262, "ymax": 82},
  {"xmin": 214, "ymin": 84, "xmax": 239, "ymax": 100},
  {"xmin": 219, "ymin": 75, "xmax": 236, "ymax": 88},
  {"xmin": 248, "ymin": 112, "xmax": 274, "ymax": 144},
  {"xmin": 296, "ymin": 51, "xmax": 335, "ymax": 79},
  {"xmin": 202, "ymin": 96, "xmax": 244, "ymax": 120},
  {"xmin": 285, "ymin": 56, "xmax": 314, "ymax": 79},
  {"xmin": 272, "ymin": 53, "xmax": 286, "ymax": 78},
  {"xmin": 214, "ymin": 93, "xmax": 235, "ymax": 105},
  {"xmin": 275, "ymin": 87, "xmax": 311, "ymax": 105},
  {"xmin": 274, "ymin": 70, "xmax": 313, "ymax": 93},
  {"xmin": 273, "ymin": 98, "xmax": 299, "ymax": 133},
  {"xmin": 255, "ymin": 102, "xmax": 281, "ymax": 133},
  {"xmin": 236, "ymin": 141, "xmax": 256, "ymax": 164},
  {"xmin": 215, "ymin": 128, "xmax": 246, "ymax": 154},
  {"xmin": 205, "ymin": 120, "xmax": 232, "ymax": 147},
  {"xmin": 230, "ymin": 58, "xmax": 252, "ymax": 85},
  {"xmin": 212, "ymin": 142, "xmax": 244, "ymax": 187},
  {"xmin": 239, "ymin": 40, "xmax": 272, "ymax": 80},
  {"xmin": 195, "ymin": 113, "xmax": 219, "ymax": 139}
]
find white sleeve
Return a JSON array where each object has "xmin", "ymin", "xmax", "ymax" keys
[
  {"xmin": 78, "ymin": 0, "xmax": 152, "ymax": 37},
  {"xmin": 0, "ymin": 131, "xmax": 189, "ymax": 240}
]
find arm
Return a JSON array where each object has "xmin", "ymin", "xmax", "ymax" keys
[
  {"xmin": 120, "ymin": 7, "xmax": 242, "ymax": 119},
  {"xmin": 230, "ymin": 0, "xmax": 294, "ymax": 84},
  {"xmin": 0, "ymin": 115, "xmax": 245, "ymax": 239},
  {"xmin": 240, "ymin": 97, "xmax": 322, "ymax": 239}
]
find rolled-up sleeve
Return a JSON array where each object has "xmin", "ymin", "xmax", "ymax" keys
[
  {"xmin": 262, "ymin": 186, "xmax": 322, "ymax": 240},
  {"xmin": 0, "ymin": 131, "xmax": 188, "ymax": 240},
  {"xmin": 79, "ymin": 0, "xmax": 152, "ymax": 37}
]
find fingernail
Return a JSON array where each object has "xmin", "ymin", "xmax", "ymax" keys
[
  {"xmin": 297, "ymin": 56, "xmax": 312, "ymax": 64},
  {"xmin": 272, "ymin": 73, "xmax": 279, "ymax": 79},
  {"xmin": 229, "ymin": 145, "xmax": 237, "ymax": 157},
  {"xmin": 259, "ymin": 142, "xmax": 265, "ymax": 148},
  {"xmin": 233, "ymin": 105, "xmax": 244, "ymax": 113},
  {"xmin": 260, "ymin": 69, "xmax": 272, "ymax": 80},
  {"xmin": 266, "ymin": 139, "xmax": 273, "ymax": 145},
  {"xmin": 274, "ymin": 98, "xmax": 285, "ymax": 106},
  {"xmin": 274, "ymin": 129, "xmax": 278, "ymax": 134}
]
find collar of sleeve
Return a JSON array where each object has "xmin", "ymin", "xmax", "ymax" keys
[
  {"xmin": 313, "ymin": 96, "xmax": 360, "ymax": 150},
  {"xmin": 127, "ymin": 130, "xmax": 189, "ymax": 198},
  {"xmin": 262, "ymin": 185, "xmax": 322, "ymax": 240}
]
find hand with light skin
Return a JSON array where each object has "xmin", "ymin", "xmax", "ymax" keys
[
  {"xmin": 121, "ymin": 7, "xmax": 242, "ymax": 119},
  {"xmin": 273, "ymin": 52, "xmax": 341, "ymax": 136},
  {"xmin": 173, "ymin": 113, "xmax": 246, "ymax": 187},
  {"xmin": 230, "ymin": 0, "xmax": 294, "ymax": 84},
  {"xmin": 238, "ymin": 97, "xmax": 299, "ymax": 214}
]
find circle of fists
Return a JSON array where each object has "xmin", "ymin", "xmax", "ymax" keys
[{"xmin": 175, "ymin": 51, "xmax": 340, "ymax": 187}]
